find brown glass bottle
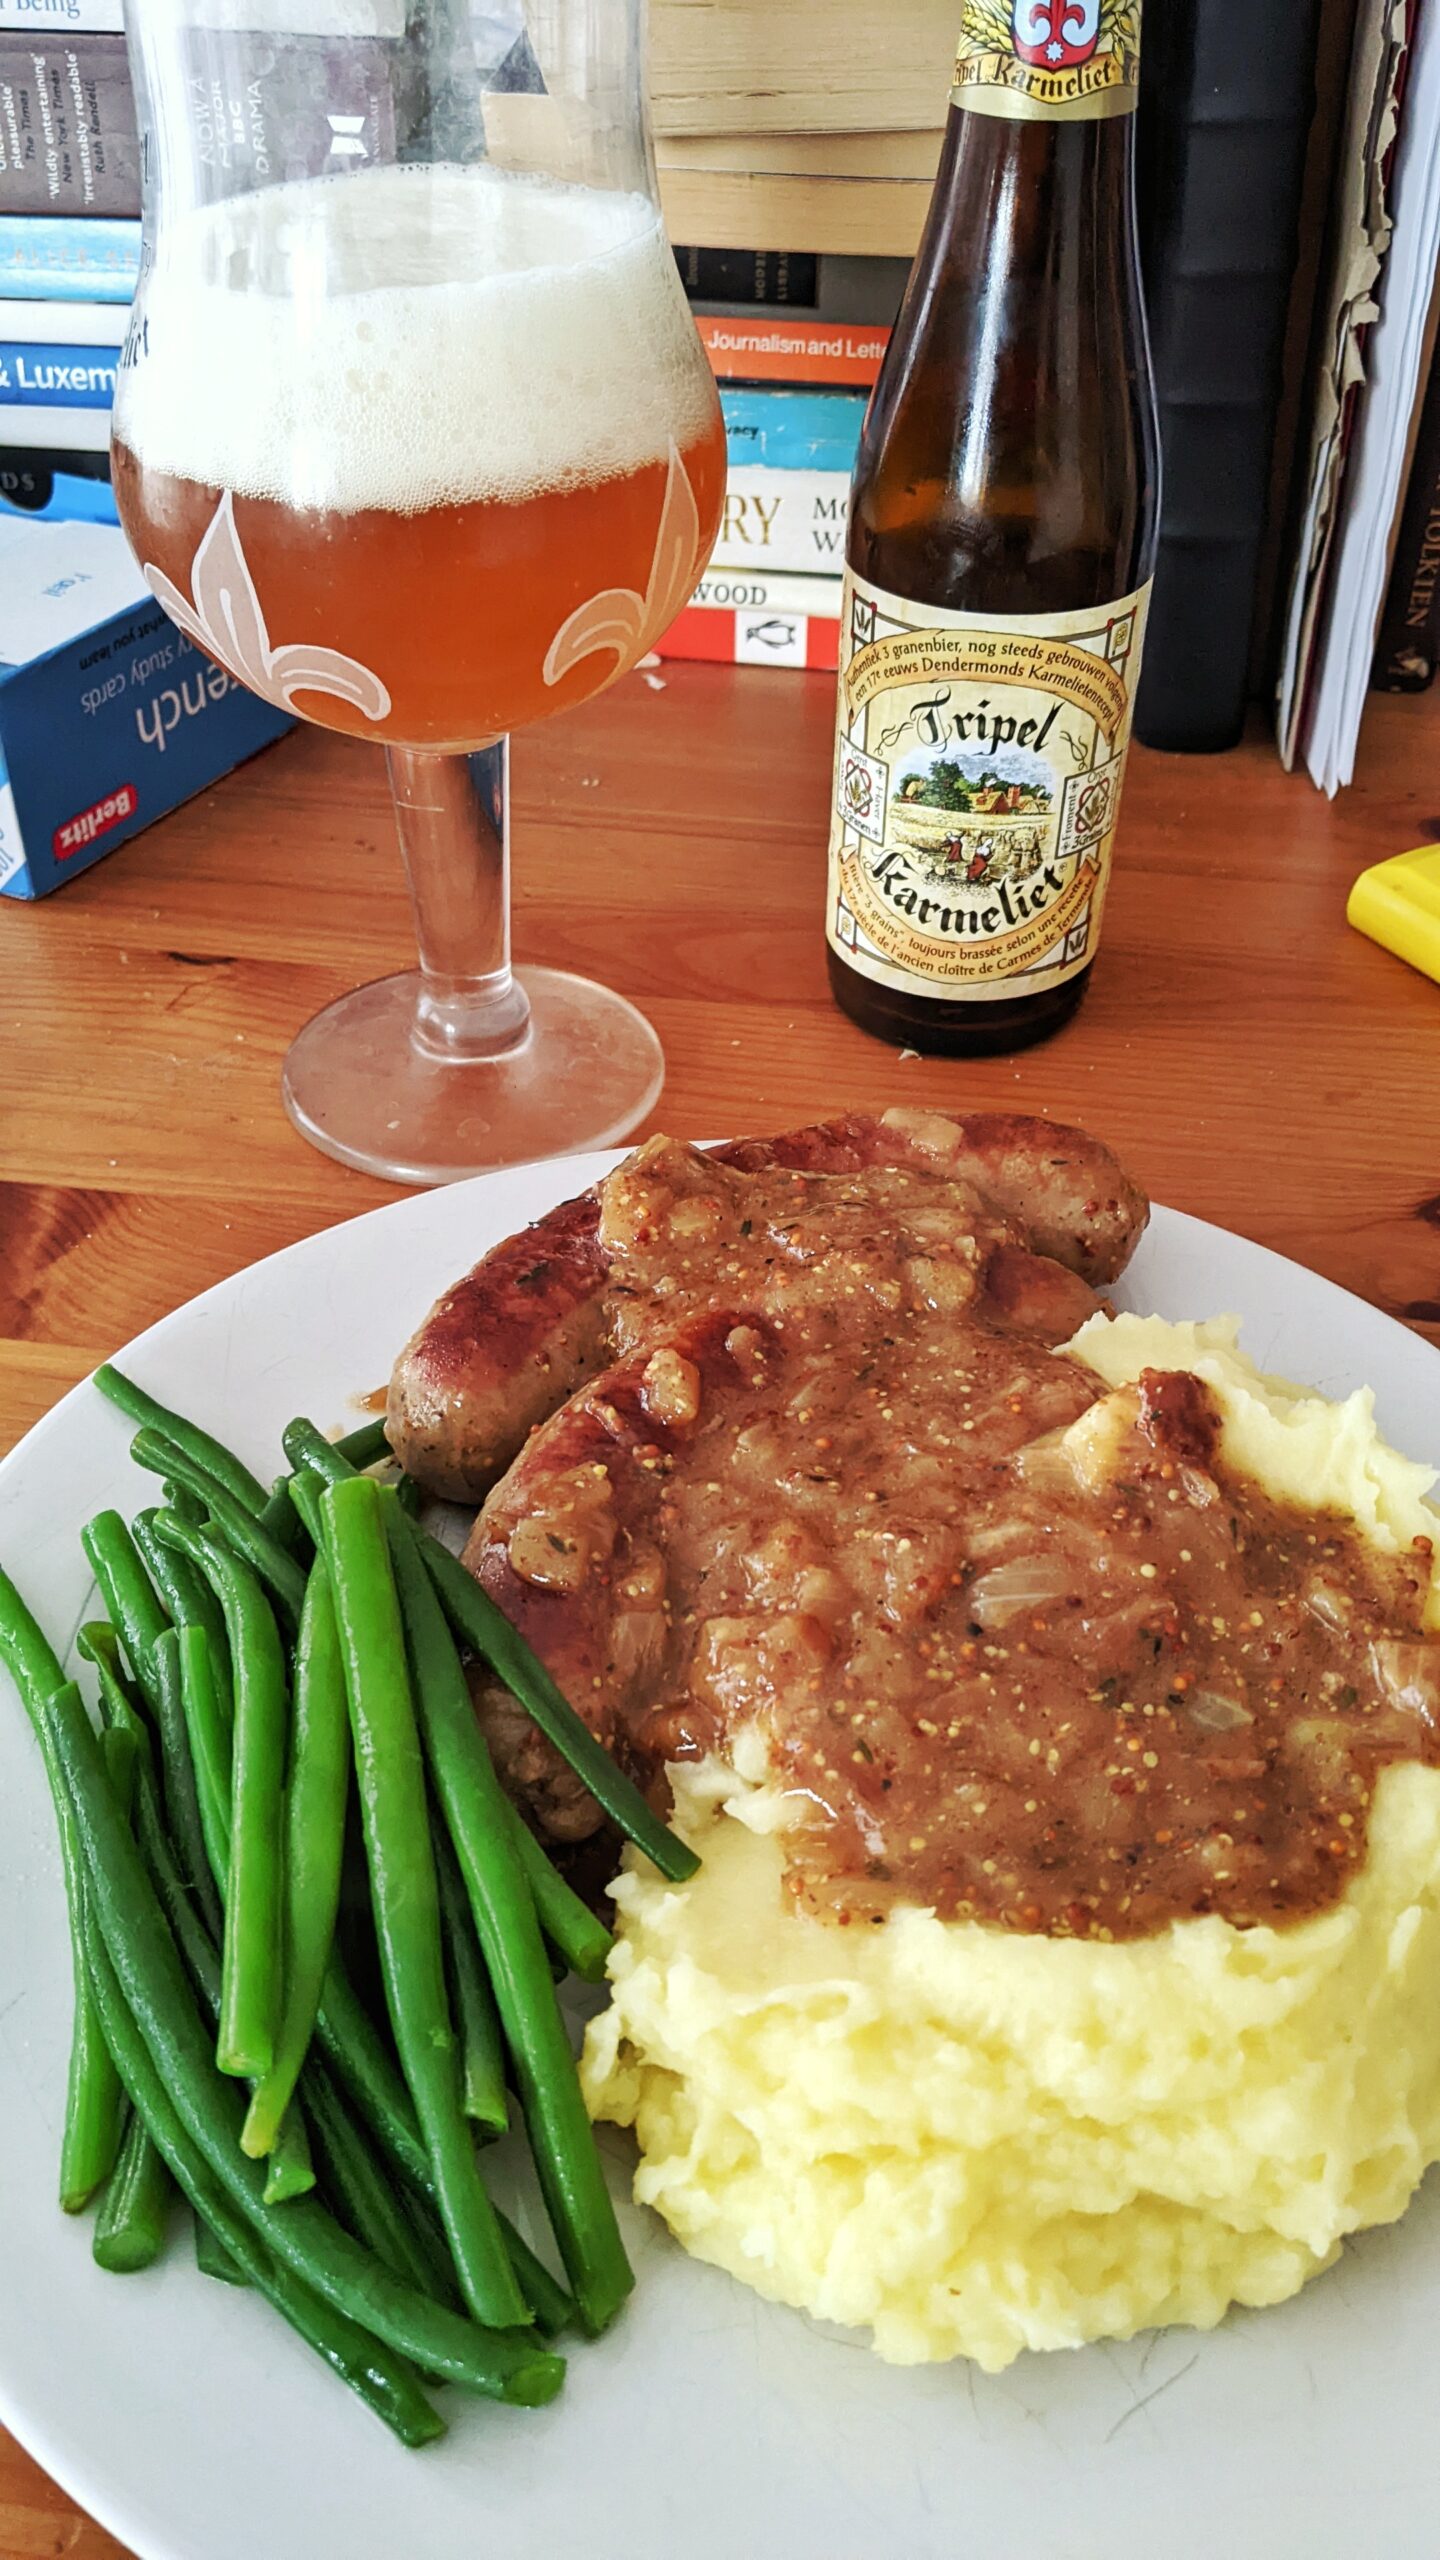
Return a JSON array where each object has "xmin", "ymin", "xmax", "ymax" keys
[{"xmin": 826, "ymin": 6, "xmax": 1159, "ymax": 1056}]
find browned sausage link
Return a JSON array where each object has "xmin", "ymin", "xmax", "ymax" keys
[
  {"xmin": 386, "ymin": 1190, "xmax": 609, "ymax": 1502},
  {"xmin": 388, "ymin": 1112, "xmax": 1147, "ymax": 1498},
  {"xmin": 871, "ymin": 1108, "xmax": 1148, "ymax": 1285}
]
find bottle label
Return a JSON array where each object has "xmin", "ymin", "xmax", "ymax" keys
[
  {"xmin": 826, "ymin": 570, "xmax": 1151, "ymax": 1004},
  {"xmin": 951, "ymin": 2, "xmax": 1141, "ymax": 123}
]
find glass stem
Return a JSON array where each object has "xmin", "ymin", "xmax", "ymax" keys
[{"xmin": 385, "ymin": 739, "xmax": 532, "ymax": 1061}]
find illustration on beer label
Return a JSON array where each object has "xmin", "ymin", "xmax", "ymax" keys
[
  {"xmin": 827, "ymin": 572, "xmax": 1150, "ymax": 1003},
  {"xmin": 143, "ymin": 488, "xmax": 392, "ymax": 722},
  {"xmin": 952, "ymin": 0, "xmax": 1141, "ymax": 120},
  {"xmin": 543, "ymin": 441, "xmax": 701, "ymax": 690}
]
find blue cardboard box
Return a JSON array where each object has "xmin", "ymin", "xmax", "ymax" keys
[{"xmin": 0, "ymin": 517, "xmax": 292, "ymax": 898}]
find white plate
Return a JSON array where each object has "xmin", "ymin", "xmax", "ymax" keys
[{"xmin": 3, "ymin": 1156, "xmax": 1440, "ymax": 2560}]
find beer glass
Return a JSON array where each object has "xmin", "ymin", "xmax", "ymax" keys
[{"xmin": 112, "ymin": 0, "xmax": 725, "ymax": 1181}]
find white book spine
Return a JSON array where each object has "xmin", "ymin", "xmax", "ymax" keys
[{"xmin": 711, "ymin": 467, "xmax": 851, "ymax": 577}]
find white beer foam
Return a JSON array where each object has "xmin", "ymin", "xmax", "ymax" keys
[{"xmin": 115, "ymin": 161, "xmax": 716, "ymax": 517}]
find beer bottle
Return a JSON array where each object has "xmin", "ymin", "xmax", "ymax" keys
[{"xmin": 825, "ymin": 0, "xmax": 1159, "ymax": 1055}]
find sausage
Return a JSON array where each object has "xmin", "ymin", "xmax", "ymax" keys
[{"xmin": 387, "ymin": 1110, "xmax": 1148, "ymax": 1501}]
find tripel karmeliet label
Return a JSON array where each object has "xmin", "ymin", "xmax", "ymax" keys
[
  {"xmin": 951, "ymin": 1, "xmax": 1141, "ymax": 123},
  {"xmin": 826, "ymin": 571, "xmax": 1150, "ymax": 1002}
]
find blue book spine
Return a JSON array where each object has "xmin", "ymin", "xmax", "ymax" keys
[
  {"xmin": 0, "ymin": 341, "xmax": 117, "ymax": 405},
  {"xmin": 718, "ymin": 385, "xmax": 868, "ymax": 476},
  {"xmin": 0, "ymin": 468, "xmax": 117, "ymax": 524},
  {"xmin": 0, "ymin": 216, "xmax": 141, "ymax": 303}
]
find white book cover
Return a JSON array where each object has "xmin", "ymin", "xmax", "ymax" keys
[
  {"xmin": 0, "ymin": 300, "xmax": 129, "ymax": 343},
  {"xmin": 690, "ymin": 568, "xmax": 843, "ymax": 616},
  {"xmin": 1301, "ymin": 0, "xmax": 1440, "ymax": 791},
  {"xmin": 711, "ymin": 468, "xmax": 850, "ymax": 577},
  {"xmin": 0, "ymin": 515, "xmax": 143, "ymax": 666},
  {"xmin": 0, "ymin": 0, "xmax": 125, "ymax": 29},
  {"xmin": 0, "ymin": 402, "xmax": 110, "ymax": 450}
]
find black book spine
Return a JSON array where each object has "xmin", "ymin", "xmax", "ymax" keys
[
  {"xmin": 1371, "ymin": 348, "xmax": 1440, "ymax": 693},
  {"xmin": 1133, "ymin": 0, "xmax": 1323, "ymax": 754},
  {"xmin": 675, "ymin": 246, "xmax": 820, "ymax": 308}
]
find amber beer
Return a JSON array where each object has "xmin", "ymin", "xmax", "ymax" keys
[
  {"xmin": 111, "ymin": 163, "xmax": 726, "ymax": 751},
  {"xmin": 826, "ymin": 0, "xmax": 1159, "ymax": 1054}
]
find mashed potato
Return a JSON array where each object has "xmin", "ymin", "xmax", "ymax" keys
[{"xmin": 581, "ymin": 1316, "xmax": 1440, "ymax": 2370}]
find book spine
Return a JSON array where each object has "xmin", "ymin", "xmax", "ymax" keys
[
  {"xmin": 697, "ymin": 315, "xmax": 889, "ymax": 390},
  {"xmin": 0, "ymin": 211, "xmax": 139, "ymax": 299},
  {"xmin": 1132, "ymin": 0, "xmax": 1324, "ymax": 754},
  {"xmin": 0, "ymin": 334, "xmax": 116, "ymax": 402},
  {"xmin": 0, "ymin": 394, "xmax": 108, "ymax": 444},
  {"xmin": 656, "ymin": 600, "xmax": 841, "ymax": 671},
  {"xmin": 676, "ymin": 245, "xmax": 819, "ymax": 308},
  {"xmin": 0, "ymin": 445, "xmax": 116, "ymax": 516},
  {"xmin": 0, "ymin": 1, "xmax": 126, "ymax": 32},
  {"xmin": 1372, "ymin": 352, "xmax": 1440, "ymax": 693},
  {"xmin": 691, "ymin": 568, "xmax": 845, "ymax": 616},
  {"xmin": 0, "ymin": 30, "xmax": 141, "ymax": 215},
  {"xmin": 719, "ymin": 383, "xmax": 867, "ymax": 476},
  {"xmin": 0, "ymin": 293, "xmax": 127, "ymax": 337},
  {"xmin": 711, "ymin": 466, "xmax": 851, "ymax": 576}
]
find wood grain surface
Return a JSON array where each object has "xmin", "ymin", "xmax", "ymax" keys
[{"xmin": 1, "ymin": 660, "xmax": 1438, "ymax": 2557}]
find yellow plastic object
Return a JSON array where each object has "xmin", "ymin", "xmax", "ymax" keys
[{"xmin": 1347, "ymin": 844, "xmax": 1440, "ymax": 985}]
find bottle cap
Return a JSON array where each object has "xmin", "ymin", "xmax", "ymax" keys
[{"xmin": 1346, "ymin": 845, "xmax": 1440, "ymax": 986}]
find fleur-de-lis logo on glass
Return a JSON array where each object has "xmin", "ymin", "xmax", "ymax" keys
[
  {"xmin": 143, "ymin": 489, "xmax": 392, "ymax": 722},
  {"xmin": 541, "ymin": 443, "xmax": 699, "ymax": 689}
]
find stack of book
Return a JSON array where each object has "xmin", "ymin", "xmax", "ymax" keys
[
  {"xmin": 0, "ymin": 0, "xmax": 138, "ymax": 518},
  {"xmin": 657, "ymin": 262, "xmax": 898, "ymax": 670}
]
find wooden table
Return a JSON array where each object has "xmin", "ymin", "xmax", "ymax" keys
[{"xmin": 2, "ymin": 663, "xmax": 1437, "ymax": 2556}]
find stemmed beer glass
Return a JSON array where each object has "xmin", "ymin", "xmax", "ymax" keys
[{"xmin": 112, "ymin": 0, "xmax": 725, "ymax": 1181}]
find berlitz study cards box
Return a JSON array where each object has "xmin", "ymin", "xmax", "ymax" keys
[{"xmin": 0, "ymin": 515, "xmax": 291, "ymax": 897}]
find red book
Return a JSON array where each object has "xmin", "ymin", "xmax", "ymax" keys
[{"xmin": 695, "ymin": 314, "xmax": 889, "ymax": 390}]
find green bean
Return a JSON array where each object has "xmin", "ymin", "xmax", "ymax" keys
[
  {"xmin": 93, "ymin": 1363, "xmax": 270, "ymax": 1516},
  {"xmin": 395, "ymin": 1476, "xmax": 422, "ymax": 1518},
  {"xmin": 131, "ymin": 1431, "xmax": 307, "ymax": 1633},
  {"xmin": 80, "ymin": 1512, "xmax": 169, "ymax": 1714},
  {"xmin": 151, "ymin": 1630, "xmax": 225, "ymax": 1941},
  {"xmin": 498, "ymin": 2217, "xmax": 575, "ymax": 2340},
  {"xmin": 0, "ymin": 1567, "xmax": 125, "ymax": 2211},
  {"xmin": 311, "ymin": 1956, "xmax": 434, "ymax": 2200},
  {"xmin": 336, "ymin": 1418, "xmax": 391, "ymax": 1470},
  {"xmin": 504, "ymin": 1806, "xmax": 613, "ymax": 1984},
  {"xmin": 282, "ymin": 1416, "xmax": 360, "ymax": 1486},
  {"xmin": 258, "ymin": 1473, "xmax": 308, "ymax": 1558},
  {"xmin": 421, "ymin": 1533, "xmax": 699, "ymax": 1884},
  {"xmin": 99, "ymin": 1720, "xmax": 140, "ymax": 1811},
  {"xmin": 194, "ymin": 2214, "xmax": 247, "ymax": 2286},
  {"xmin": 322, "ymin": 1477, "xmax": 529, "ymax": 2332},
  {"xmin": 177, "ymin": 1536, "xmax": 286, "ymax": 2078},
  {"xmin": 264, "ymin": 2109, "xmax": 316, "ymax": 2204},
  {"xmin": 117, "ymin": 1619, "xmax": 312, "ymax": 2198},
  {"xmin": 81, "ymin": 1910, "xmax": 444, "ymax": 2444},
  {"xmin": 243, "ymin": 1559, "xmax": 349, "ymax": 2159},
  {"xmin": 93, "ymin": 2108, "xmax": 173, "ymax": 2273},
  {"xmin": 134, "ymin": 1746, "xmax": 223, "ymax": 2017},
  {"xmin": 308, "ymin": 2052, "xmax": 571, "ymax": 2336},
  {"xmin": 387, "ymin": 1503, "xmax": 633, "ymax": 2337},
  {"xmin": 75, "ymin": 1622, "xmax": 146, "ymax": 1746},
  {"xmin": 302, "ymin": 2062, "xmax": 447, "ymax": 2301},
  {"xmin": 436, "ymin": 1822, "xmax": 508, "ymax": 2134},
  {"xmin": 175, "ymin": 1621, "xmax": 231, "ymax": 1890},
  {"xmin": 132, "ymin": 1508, "xmax": 233, "ymax": 1731},
  {"xmin": 44, "ymin": 1680, "xmax": 560, "ymax": 2403},
  {"xmin": 287, "ymin": 1466, "xmax": 328, "ymax": 1552},
  {"xmin": 163, "ymin": 1484, "xmax": 206, "ymax": 1528}
]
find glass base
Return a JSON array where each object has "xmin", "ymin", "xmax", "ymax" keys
[{"xmin": 281, "ymin": 965, "xmax": 664, "ymax": 1184}]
